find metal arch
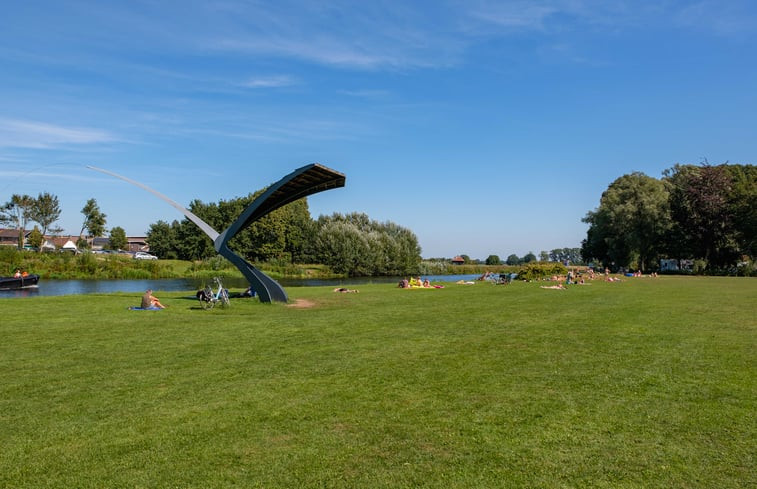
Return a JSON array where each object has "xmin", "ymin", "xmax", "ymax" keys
[
  {"xmin": 87, "ymin": 166, "xmax": 220, "ymax": 241},
  {"xmin": 214, "ymin": 164, "xmax": 346, "ymax": 303},
  {"xmin": 88, "ymin": 163, "xmax": 346, "ymax": 303}
]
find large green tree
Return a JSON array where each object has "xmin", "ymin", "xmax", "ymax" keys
[
  {"xmin": 79, "ymin": 198, "xmax": 107, "ymax": 239},
  {"xmin": 0, "ymin": 194, "xmax": 35, "ymax": 249},
  {"xmin": 664, "ymin": 163, "xmax": 743, "ymax": 270},
  {"xmin": 146, "ymin": 191, "xmax": 314, "ymax": 263},
  {"xmin": 146, "ymin": 220, "xmax": 179, "ymax": 259},
  {"xmin": 29, "ymin": 192, "xmax": 62, "ymax": 239},
  {"xmin": 549, "ymin": 248, "xmax": 583, "ymax": 265},
  {"xmin": 727, "ymin": 164, "xmax": 757, "ymax": 258},
  {"xmin": 582, "ymin": 172, "xmax": 670, "ymax": 271},
  {"xmin": 109, "ymin": 226, "xmax": 128, "ymax": 251},
  {"xmin": 312, "ymin": 213, "xmax": 421, "ymax": 276}
]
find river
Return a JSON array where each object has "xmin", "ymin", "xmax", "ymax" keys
[{"xmin": 0, "ymin": 274, "xmax": 484, "ymax": 298}]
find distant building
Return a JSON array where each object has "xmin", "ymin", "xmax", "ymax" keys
[
  {"xmin": 451, "ymin": 255, "xmax": 465, "ymax": 265},
  {"xmin": 660, "ymin": 259, "xmax": 694, "ymax": 272},
  {"xmin": 0, "ymin": 228, "xmax": 31, "ymax": 247},
  {"xmin": 91, "ymin": 236, "xmax": 110, "ymax": 250},
  {"xmin": 127, "ymin": 236, "xmax": 149, "ymax": 252},
  {"xmin": 0, "ymin": 229, "xmax": 150, "ymax": 252}
]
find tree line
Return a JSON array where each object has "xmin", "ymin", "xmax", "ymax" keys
[
  {"xmin": 145, "ymin": 189, "xmax": 422, "ymax": 277},
  {"xmin": 1, "ymin": 193, "xmax": 112, "ymax": 250},
  {"xmin": 6, "ymin": 161, "xmax": 752, "ymax": 277},
  {"xmin": 471, "ymin": 248, "xmax": 582, "ymax": 266},
  {"xmin": 582, "ymin": 163, "xmax": 755, "ymax": 274},
  {"xmin": 1, "ymin": 192, "xmax": 63, "ymax": 245}
]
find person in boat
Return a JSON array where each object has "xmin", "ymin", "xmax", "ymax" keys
[
  {"xmin": 14, "ymin": 269, "xmax": 21, "ymax": 278},
  {"xmin": 141, "ymin": 289, "xmax": 165, "ymax": 309}
]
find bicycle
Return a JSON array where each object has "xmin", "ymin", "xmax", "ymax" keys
[{"xmin": 196, "ymin": 277, "xmax": 230, "ymax": 309}]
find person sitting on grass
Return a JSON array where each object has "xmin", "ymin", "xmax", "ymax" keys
[{"xmin": 141, "ymin": 289, "xmax": 166, "ymax": 309}]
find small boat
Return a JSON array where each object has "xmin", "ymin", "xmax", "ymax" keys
[{"xmin": 0, "ymin": 274, "xmax": 40, "ymax": 290}]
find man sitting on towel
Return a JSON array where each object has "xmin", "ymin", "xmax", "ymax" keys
[{"xmin": 141, "ymin": 289, "xmax": 166, "ymax": 309}]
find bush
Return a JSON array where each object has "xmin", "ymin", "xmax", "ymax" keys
[
  {"xmin": 693, "ymin": 259, "xmax": 708, "ymax": 275},
  {"xmin": 517, "ymin": 262, "xmax": 568, "ymax": 281},
  {"xmin": 736, "ymin": 260, "xmax": 756, "ymax": 277},
  {"xmin": 418, "ymin": 260, "xmax": 449, "ymax": 275}
]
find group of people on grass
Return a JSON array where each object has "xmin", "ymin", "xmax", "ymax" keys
[
  {"xmin": 398, "ymin": 276, "xmax": 436, "ymax": 288},
  {"xmin": 539, "ymin": 266, "xmax": 659, "ymax": 290}
]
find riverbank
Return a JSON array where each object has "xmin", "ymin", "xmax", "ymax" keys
[
  {"xmin": 0, "ymin": 274, "xmax": 491, "ymax": 298},
  {"xmin": 1, "ymin": 248, "xmax": 518, "ymax": 281},
  {"xmin": 0, "ymin": 248, "xmax": 342, "ymax": 280}
]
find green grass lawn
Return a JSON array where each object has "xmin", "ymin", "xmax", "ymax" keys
[{"xmin": 1, "ymin": 276, "xmax": 755, "ymax": 488}]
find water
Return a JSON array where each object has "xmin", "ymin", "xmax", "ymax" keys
[{"xmin": 0, "ymin": 274, "xmax": 484, "ymax": 298}]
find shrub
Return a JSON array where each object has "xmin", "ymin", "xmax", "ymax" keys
[{"xmin": 517, "ymin": 262, "xmax": 568, "ymax": 281}]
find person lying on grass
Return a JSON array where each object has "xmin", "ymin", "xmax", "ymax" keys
[{"xmin": 333, "ymin": 288, "xmax": 359, "ymax": 293}]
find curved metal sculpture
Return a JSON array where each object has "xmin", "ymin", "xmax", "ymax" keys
[{"xmin": 88, "ymin": 164, "xmax": 346, "ymax": 303}]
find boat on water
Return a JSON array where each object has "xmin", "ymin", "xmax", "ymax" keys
[{"xmin": 0, "ymin": 274, "xmax": 40, "ymax": 290}]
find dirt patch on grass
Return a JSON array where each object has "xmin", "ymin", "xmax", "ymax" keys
[{"xmin": 287, "ymin": 299, "xmax": 316, "ymax": 308}]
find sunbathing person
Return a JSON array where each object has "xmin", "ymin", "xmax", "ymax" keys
[
  {"xmin": 540, "ymin": 284, "xmax": 566, "ymax": 290},
  {"xmin": 141, "ymin": 289, "xmax": 166, "ymax": 309},
  {"xmin": 333, "ymin": 287, "xmax": 359, "ymax": 293}
]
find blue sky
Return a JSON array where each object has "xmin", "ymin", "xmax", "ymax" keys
[{"xmin": 1, "ymin": 1, "xmax": 755, "ymax": 259}]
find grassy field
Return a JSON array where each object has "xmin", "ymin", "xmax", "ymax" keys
[{"xmin": 1, "ymin": 276, "xmax": 754, "ymax": 488}]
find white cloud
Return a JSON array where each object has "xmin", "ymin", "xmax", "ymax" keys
[
  {"xmin": 203, "ymin": 2, "xmax": 465, "ymax": 70},
  {"xmin": 0, "ymin": 119, "xmax": 117, "ymax": 149},
  {"xmin": 240, "ymin": 75, "xmax": 297, "ymax": 88},
  {"xmin": 338, "ymin": 89, "xmax": 392, "ymax": 98},
  {"xmin": 461, "ymin": 0, "xmax": 642, "ymax": 32},
  {"xmin": 215, "ymin": 37, "xmax": 415, "ymax": 70},
  {"xmin": 676, "ymin": 0, "xmax": 757, "ymax": 36},
  {"xmin": 466, "ymin": 2, "xmax": 560, "ymax": 30}
]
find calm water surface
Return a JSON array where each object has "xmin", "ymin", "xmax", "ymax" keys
[{"xmin": 0, "ymin": 274, "xmax": 483, "ymax": 298}]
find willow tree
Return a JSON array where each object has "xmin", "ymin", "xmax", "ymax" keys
[{"xmin": 582, "ymin": 172, "xmax": 670, "ymax": 271}]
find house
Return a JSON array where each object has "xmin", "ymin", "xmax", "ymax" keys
[
  {"xmin": 89, "ymin": 236, "xmax": 150, "ymax": 252},
  {"xmin": 37, "ymin": 235, "xmax": 80, "ymax": 253},
  {"xmin": 660, "ymin": 258, "xmax": 694, "ymax": 272},
  {"xmin": 91, "ymin": 236, "xmax": 110, "ymax": 250},
  {"xmin": 0, "ymin": 229, "xmax": 150, "ymax": 253},
  {"xmin": 61, "ymin": 239, "xmax": 78, "ymax": 253},
  {"xmin": 127, "ymin": 236, "xmax": 150, "ymax": 253},
  {"xmin": 0, "ymin": 228, "xmax": 32, "ymax": 247},
  {"xmin": 40, "ymin": 239, "xmax": 56, "ymax": 252},
  {"xmin": 451, "ymin": 255, "xmax": 466, "ymax": 265}
]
